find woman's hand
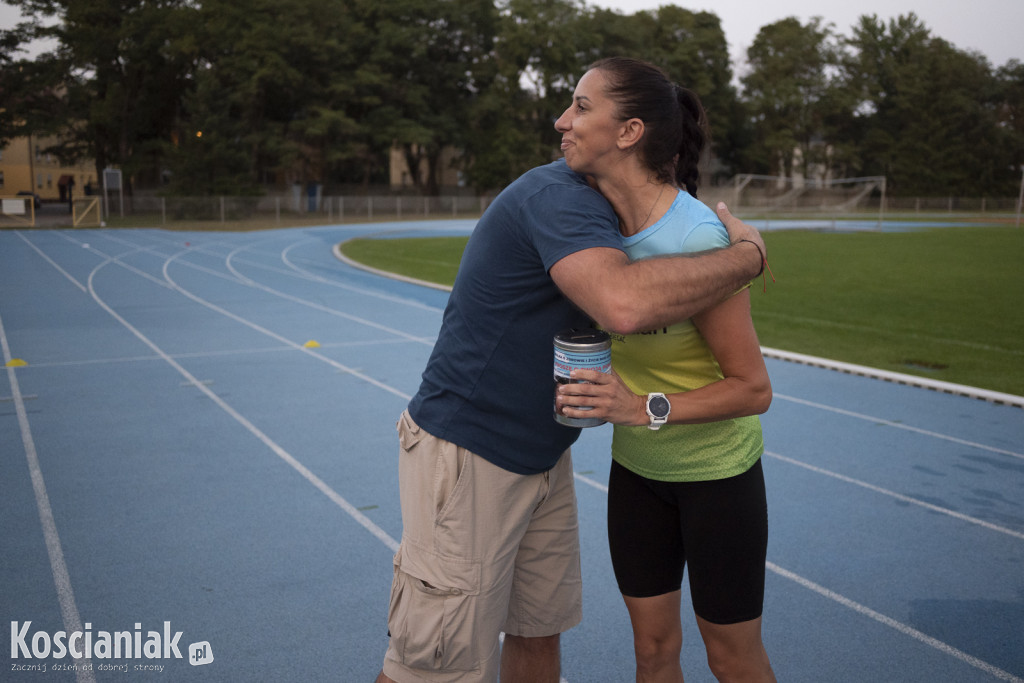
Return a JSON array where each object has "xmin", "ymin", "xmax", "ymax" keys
[{"xmin": 555, "ymin": 367, "xmax": 648, "ymax": 427}]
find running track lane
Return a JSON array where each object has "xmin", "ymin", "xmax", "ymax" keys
[{"xmin": 1, "ymin": 224, "xmax": 1021, "ymax": 682}]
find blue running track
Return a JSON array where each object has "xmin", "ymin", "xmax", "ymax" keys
[{"xmin": 1, "ymin": 223, "xmax": 1022, "ymax": 682}]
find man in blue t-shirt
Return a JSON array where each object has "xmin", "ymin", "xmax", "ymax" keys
[{"xmin": 378, "ymin": 160, "xmax": 764, "ymax": 683}]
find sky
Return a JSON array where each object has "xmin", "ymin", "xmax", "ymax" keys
[
  {"xmin": 596, "ymin": 0, "xmax": 1023, "ymax": 72},
  {"xmin": 1, "ymin": 1, "xmax": 1021, "ymax": 70}
]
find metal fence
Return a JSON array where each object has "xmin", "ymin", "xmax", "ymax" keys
[
  {"xmin": 101, "ymin": 193, "xmax": 497, "ymax": 226},
  {"xmin": 8, "ymin": 189, "xmax": 1022, "ymax": 229}
]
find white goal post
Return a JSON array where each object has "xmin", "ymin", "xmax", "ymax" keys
[
  {"xmin": 729, "ymin": 174, "xmax": 886, "ymax": 221},
  {"xmin": 0, "ymin": 196, "xmax": 36, "ymax": 227}
]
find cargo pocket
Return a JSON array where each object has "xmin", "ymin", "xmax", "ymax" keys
[
  {"xmin": 397, "ymin": 410, "xmax": 426, "ymax": 453},
  {"xmin": 387, "ymin": 543, "xmax": 481, "ymax": 672}
]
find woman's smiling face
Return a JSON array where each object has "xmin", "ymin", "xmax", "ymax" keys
[{"xmin": 554, "ymin": 68, "xmax": 627, "ymax": 176}]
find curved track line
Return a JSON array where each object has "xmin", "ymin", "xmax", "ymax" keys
[
  {"xmin": 85, "ymin": 256, "xmax": 401, "ymax": 555},
  {"xmin": 281, "ymin": 237, "xmax": 444, "ymax": 313},
  {"xmin": 223, "ymin": 240, "xmax": 434, "ymax": 346},
  {"xmin": 157, "ymin": 248, "xmax": 412, "ymax": 401}
]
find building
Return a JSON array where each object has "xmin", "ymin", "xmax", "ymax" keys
[
  {"xmin": 389, "ymin": 144, "xmax": 463, "ymax": 192},
  {"xmin": 0, "ymin": 134, "xmax": 97, "ymax": 202}
]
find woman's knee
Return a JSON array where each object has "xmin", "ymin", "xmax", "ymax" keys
[
  {"xmin": 698, "ymin": 617, "xmax": 774, "ymax": 683},
  {"xmin": 633, "ymin": 629, "xmax": 682, "ymax": 672}
]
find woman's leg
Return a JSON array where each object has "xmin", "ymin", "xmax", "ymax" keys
[
  {"xmin": 608, "ymin": 461, "xmax": 686, "ymax": 682},
  {"xmin": 695, "ymin": 615, "xmax": 775, "ymax": 683},
  {"xmin": 682, "ymin": 461, "xmax": 773, "ymax": 682},
  {"xmin": 622, "ymin": 591, "xmax": 684, "ymax": 683}
]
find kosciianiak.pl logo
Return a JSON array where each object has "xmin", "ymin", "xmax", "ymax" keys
[{"xmin": 10, "ymin": 621, "xmax": 213, "ymax": 668}]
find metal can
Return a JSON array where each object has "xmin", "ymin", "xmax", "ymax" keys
[{"xmin": 553, "ymin": 328, "xmax": 612, "ymax": 427}]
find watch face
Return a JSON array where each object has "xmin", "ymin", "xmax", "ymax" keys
[{"xmin": 649, "ymin": 395, "xmax": 670, "ymax": 418}]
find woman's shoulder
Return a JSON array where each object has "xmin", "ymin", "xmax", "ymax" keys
[{"xmin": 670, "ymin": 192, "xmax": 729, "ymax": 253}]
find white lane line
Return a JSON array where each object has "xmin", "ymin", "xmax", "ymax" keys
[
  {"xmin": 764, "ymin": 451, "xmax": 1024, "ymax": 541},
  {"xmin": 223, "ymin": 243, "xmax": 435, "ymax": 347},
  {"xmin": 75, "ymin": 230, "xmax": 439, "ymax": 347},
  {"xmin": 0, "ymin": 312, "xmax": 97, "ymax": 683},
  {"xmin": 158, "ymin": 249, "xmax": 413, "ymax": 401},
  {"xmin": 50, "ymin": 230, "xmax": 176, "ymax": 290},
  {"xmin": 765, "ymin": 562, "xmax": 1024, "ymax": 683},
  {"xmin": 100, "ymin": 228, "xmax": 445, "ymax": 314},
  {"xmin": 573, "ymin": 472, "xmax": 607, "ymax": 493},
  {"xmin": 774, "ymin": 393, "xmax": 1024, "ymax": 460},
  {"xmin": 14, "ymin": 230, "xmax": 87, "ymax": 293},
  {"xmin": 17, "ymin": 228, "xmax": 1019, "ymax": 680},
  {"xmin": 84, "ymin": 257, "xmax": 402, "ymax": 554},
  {"xmin": 570, "ymin": 474, "xmax": 1023, "ymax": 682},
  {"xmin": 281, "ymin": 238, "xmax": 445, "ymax": 313}
]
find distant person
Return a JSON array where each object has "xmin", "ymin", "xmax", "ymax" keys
[
  {"xmin": 375, "ymin": 68, "xmax": 768, "ymax": 683},
  {"xmin": 555, "ymin": 57, "xmax": 776, "ymax": 682}
]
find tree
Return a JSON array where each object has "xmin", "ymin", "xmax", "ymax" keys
[
  {"xmin": 1, "ymin": 0, "xmax": 194, "ymax": 192},
  {"xmin": 841, "ymin": 13, "xmax": 1015, "ymax": 196},
  {"xmin": 347, "ymin": 0, "xmax": 498, "ymax": 195},
  {"xmin": 741, "ymin": 16, "xmax": 839, "ymax": 179},
  {"xmin": 459, "ymin": 0, "xmax": 597, "ymax": 191},
  {"xmin": 169, "ymin": 0, "xmax": 363, "ymax": 195},
  {"xmin": 995, "ymin": 60, "xmax": 1024, "ymax": 182}
]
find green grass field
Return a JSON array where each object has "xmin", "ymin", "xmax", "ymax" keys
[{"xmin": 340, "ymin": 226, "xmax": 1024, "ymax": 397}]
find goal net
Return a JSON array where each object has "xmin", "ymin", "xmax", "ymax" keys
[{"xmin": 724, "ymin": 174, "xmax": 886, "ymax": 214}]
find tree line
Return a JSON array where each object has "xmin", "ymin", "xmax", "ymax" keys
[{"xmin": 2, "ymin": 0, "xmax": 1021, "ymax": 198}]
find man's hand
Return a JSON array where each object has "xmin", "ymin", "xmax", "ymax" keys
[{"xmin": 717, "ymin": 202, "xmax": 765, "ymax": 276}]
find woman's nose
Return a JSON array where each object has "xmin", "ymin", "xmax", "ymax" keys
[{"xmin": 554, "ymin": 108, "xmax": 571, "ymax": 132}]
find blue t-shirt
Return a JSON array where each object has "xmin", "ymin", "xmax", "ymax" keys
[
  {"xmin": 408, "ymin": 160, "xmax": 622, "ymax": 474},
  {"xmin": 620, "ymin": 189, "xmax": 727, "ymax": 257}
]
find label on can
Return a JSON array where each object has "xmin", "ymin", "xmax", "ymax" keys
[{"xmin": 553, "ymin": 328, "xmax": 611, "ymax": 427}]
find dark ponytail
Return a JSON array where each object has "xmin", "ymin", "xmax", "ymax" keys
[
  {"xmin": 675, "ymin": 84, "xmax": 708, "ymax": 198},
  {"xmin": 587, "ymin": 57, "xmax": 710, "ymax": 197}
]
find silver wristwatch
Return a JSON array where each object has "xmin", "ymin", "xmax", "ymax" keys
[{"xmin": 645, "ymin": 393, "xmax": 671, "ymax": 430}]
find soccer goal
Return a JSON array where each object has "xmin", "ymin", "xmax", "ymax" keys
[
  {"xmin": 73, "ymin": 197, "xmax": 102, "ymax": 227},
  {"xmin": 0, "ymin": 195, "xmax": 36, "ymax": 227},
  {"xmin": 729, "ymin": 174, "xmax": 886, "ymax": 218}
]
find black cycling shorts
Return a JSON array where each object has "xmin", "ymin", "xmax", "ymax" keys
[{"xmin": 607, "ymin": 458, "xmax": 768, "ymax": 625}]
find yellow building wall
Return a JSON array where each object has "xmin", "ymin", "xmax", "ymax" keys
[{"xmin": 0, "ymin": 135, "xmax": 97, "ymax": 200}]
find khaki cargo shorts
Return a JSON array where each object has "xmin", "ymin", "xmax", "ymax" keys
[{"xmin": 382, "ymin": 410, "xmax": 582, "ymax": 683}]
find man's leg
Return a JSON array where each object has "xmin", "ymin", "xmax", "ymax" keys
[
  {"xmin": 499, "ymin": 451, "xmax": 582, "ymax": 682},
  {"xmin": 380, "ymin": 412, "xmax": 559, "ymax": 683},
  {"xmin": 500, "ymin": 634, "xmax": 561, "ymax": 683}
]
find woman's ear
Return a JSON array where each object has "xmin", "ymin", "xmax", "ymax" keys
[{"xmin": 617, "ymin": 118, "xmax": 645, "ymax": 151}]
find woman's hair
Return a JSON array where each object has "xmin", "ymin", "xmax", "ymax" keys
[{"xmin": 588, "ymin": 57, "xmax": 709, "ymax": 197}]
